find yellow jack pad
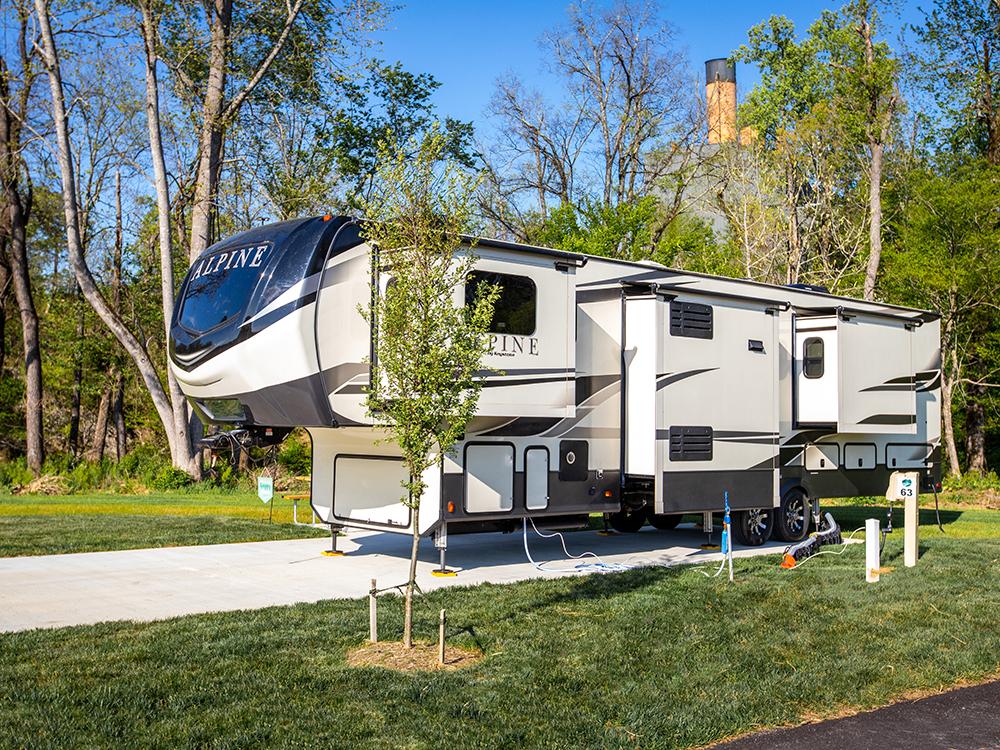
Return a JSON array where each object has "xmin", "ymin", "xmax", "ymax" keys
[
  {"xmin": 321, "ymin": 550, "xmax": 345, "ymax": 557},
  {"xmin": 431, "ymin": 570, "xmax": 458, "ymax": 577},
  {"xmin": 700, "ymin": 544, "xmax": 721, "ymax": 551}
]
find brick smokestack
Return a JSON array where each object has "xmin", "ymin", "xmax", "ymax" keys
[{"xmin": 705, "ymin": 58, "xmax": 736, "ymax": 144}]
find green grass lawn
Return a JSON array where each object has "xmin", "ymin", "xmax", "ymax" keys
[
  {"xmin": 0, "ymin": 504, "xmax": 997, "ymax": 749},
  {"xmin": 0, "ymin": 490, "xmax": 327, "ymax": 556}
]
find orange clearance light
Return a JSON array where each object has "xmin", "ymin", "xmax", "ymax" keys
[
  {"xmin": 322, "ymin": 214, "xmax": 332, "ymax": 221},
  {"xmin": 604, "ymin": 490, "xmax": 613, "ymax": 498},
  {"xmin": 447, "ymin": 501, "xmax": 455, "ymax": 513}
]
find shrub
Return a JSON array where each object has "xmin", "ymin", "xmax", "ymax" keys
[
  {"xmin": 0, "ymin": 458, "xmax": 34, "ymax": 491},
  {"xmin": 277, "ymin": 431, "xmax": 312, "ymax": 476},
  {"xmin": 943, "ymin": 470, "xmax": 1000, "ymax": 492},
  {"xmin": 151, "ymin": 466, "xmax": 195, "ymax": 490}
]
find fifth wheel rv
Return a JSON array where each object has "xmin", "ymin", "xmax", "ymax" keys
[{"xmin": 168, "ymin": 215, "xmax": 941, "ymax": 564}]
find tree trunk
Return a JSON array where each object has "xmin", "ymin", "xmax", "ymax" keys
[
  {"xmin": 188, "ymin": 0, "xmax": 232, "ymax": 263},
  {"xmin": 863, "ymin": 139, "xmax": 883, "ymax": 301},
  {"xmin": 89, "ymin": 387, "xmax": 110, "ymax": 462},
  {"xmin": 941, "ymin": 369, "xmax": 961, "ymax": 478},
  {"xmin": 112, "ymin": 372, "xmax": 126, "ymax": 460},
  {"xmin": 785, "ymin": 164, "xmax": 802, "ymax": 284},
  {"xmin": 6, "ymin": 214, "xmax": 43, "ymax": 474},
  {"xmin": 139, "ymin": 0, "xmax": 197, "ymax": 476},
  {"xmin": 68, "ymin": 286, "xmax": 84, "ymax": 457},
  {"xmin": 0, "ymin": 253, "xmax": 9, "ymax": 371},
  {"xmin": 964, "ymin": 382, "xmax": 988, "ymax": 474},
  {"xmin": 404, "ymin": 499, "xmax": 420, "ymax": 649},
  {"xmin": 35, "ymin": 0, "xmax": 186, "ymax": 469}
]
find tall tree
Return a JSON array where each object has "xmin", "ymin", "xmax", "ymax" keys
[
  {"xmin": 912, "ymin": 0, "xmax": 1000, "ymax": 472},
  {"xmin": 814, "ymin": 1, "xmax": 899, "ymax": 300},
  {"xmin": 0, "ymin": 1, "xmax": 44, "ymax": 474},
  {"xmin": 34, "ymin": 0, "xmax": 192, "ymax": 470},
  {"xmin": 911, "ymin": 0, "xmax": 1000, "ymax": 163},
  {"xmin": 884, "ymin": 159, "xmax": 1000, "ymax": 477}
]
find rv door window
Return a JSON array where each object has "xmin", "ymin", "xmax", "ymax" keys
[
  {"xmin": 465, "ymin": 271, "xmax": 536, "ymax": 335},
  {"xmin": 803, "ymin": 337, "xmax": 825, "ymax": 378}
]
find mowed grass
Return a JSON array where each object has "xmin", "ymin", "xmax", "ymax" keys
[
  {"xmin": 0, "ymin": 491, "xmax": 326, "ymax": 556},
  {"xmin": 0, "ymin": 507, "xmax": 998, "ymax": 749}
]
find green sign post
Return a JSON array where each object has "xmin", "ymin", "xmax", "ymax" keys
[{"xmin": 257, "ymin": 476, "xmax": 274, "ymax": 504}]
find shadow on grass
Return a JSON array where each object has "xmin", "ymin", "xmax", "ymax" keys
[{"xmin": 828, "ymin": 504, "xmax": 961, "ymax": 529}]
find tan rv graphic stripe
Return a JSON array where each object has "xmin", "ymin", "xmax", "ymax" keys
[{"xmin": 655, "ymin": 368, "xmax": 718, "ymax": 390}]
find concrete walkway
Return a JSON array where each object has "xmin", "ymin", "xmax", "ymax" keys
[{"xmin": 0, "ymin": 523, "xmax": 785, "ymax": 633}]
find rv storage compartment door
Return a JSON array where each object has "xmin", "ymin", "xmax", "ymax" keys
[
  {"xmin": 655, "ymin": 296, "xmax": 779, "ymax": 513},
  {"xmin": 333, "ymin": 455, "xmax": 410, "ymax": 528},
  {"xmin": 837, "ymin": 314, "xmax": 916, "ymax": 434}
]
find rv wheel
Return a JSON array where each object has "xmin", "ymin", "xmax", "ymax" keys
[
  {"xmin": 732, "ymin": 508, "xmax": 774, "ymax": 547},
  {"xmin": 773, "ymin": 488, "xmax": 810, "ymax": 543},
  {"xmin": 607, "ymin": 507, "xmax": 646, "ymax": 533},
  {"xmin": 648, "ymin": 513, "xmax": 683, "ymax": 530}
]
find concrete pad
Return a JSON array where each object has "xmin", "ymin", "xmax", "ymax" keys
[{"xmin": 0, "ymin": 523, "xmax": 786, "ymax": 633}]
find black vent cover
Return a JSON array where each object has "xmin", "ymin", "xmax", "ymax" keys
[
  {"xmin": 670, "ymin": 301, "xmax": 713, "ymax": 339},
  {"xmin": 668, "ymin": 426, "xmax": 713, "ymax": 461}
]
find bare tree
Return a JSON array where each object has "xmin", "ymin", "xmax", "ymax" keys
[{"xmin": 484, "ymin": 0, "xmax": 690, "ymax": 234}]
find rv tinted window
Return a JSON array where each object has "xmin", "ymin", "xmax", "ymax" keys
[
  {"xmin": 466, "ymin": 271, "xmax": 536, "ymax": 335},
  {"xmin": 803, "ymin": 337, "xmax": 824, "ymax": 378},
  {"xmin": 179, "ymin": 244, "xmax": 273, "ymax": 332}
]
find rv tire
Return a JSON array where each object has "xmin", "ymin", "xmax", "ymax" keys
[
  {"xmin": 732, "ymin": 508, "xmax": 773, "ymax": 547},
  {"xmin": 607, "ymin": 507, "xmax": 646, "ymax": 533},
  {"xmin": 648, "ymin": 512, "xmax": 683, "ymax": 530},
  {"xmin": 774, "ymin": 488, "xmax": 810, "ymax": 543}
]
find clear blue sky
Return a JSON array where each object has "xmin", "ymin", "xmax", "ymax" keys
[{"xmin": 376, "ymin": 0, "xmax": 924, "ymax": 136}]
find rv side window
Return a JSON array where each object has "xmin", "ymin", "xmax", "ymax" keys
[
  {"xmin": 669, "ymin": 301, "xmax": 713, "ymax": 339},
  {"xmin": 466, "ymin": 271, "xmax": 536, "ymax": 335},
  {"xmin": 803, "ymin": 337, "xmax": 824, "ymax": 378}
]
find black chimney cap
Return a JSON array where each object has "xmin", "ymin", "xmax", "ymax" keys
[{"xmin": 705, "ymin": 58, "xmax": 736, "ymax": 84}]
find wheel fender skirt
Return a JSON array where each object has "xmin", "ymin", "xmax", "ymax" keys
[{"xmin": 780, "ymin": 513, "xmax": 843, "ymax": 568}]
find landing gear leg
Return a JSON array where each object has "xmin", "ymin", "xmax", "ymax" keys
[
  {"xmin": 700, "ymin": 511, "xmax": 720, "ymax": 550},
  {"xmin": 432, "ymin": 524, "xmax": 457, "ymax": 577},
  {"xmin": 811, "ymin": 496, "xmax": 822, "ymax": 530},
  {"xmin": 322, "ymin": 524, "xmax": 345, "ymax": 557}
]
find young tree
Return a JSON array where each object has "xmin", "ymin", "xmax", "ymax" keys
[{"xmin": 360, "ymin": 129, "xmax": 498, "ymax": 649}]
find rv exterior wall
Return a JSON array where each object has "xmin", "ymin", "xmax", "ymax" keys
[{"xmin": 705, "ymin": 58, "xmax": 737, "ymax": 145}]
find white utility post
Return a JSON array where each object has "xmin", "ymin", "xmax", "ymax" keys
[
  {"xmin": 865, "ymin": 517, "xmax": 880, "ymax": 583},
  {"xmin": 887, "ymin": 471, "xmax": 920, "ymax": 568}
]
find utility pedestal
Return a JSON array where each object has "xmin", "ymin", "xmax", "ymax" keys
[{"xmin": 887, "ymin": 471, "xmax": 920, "ymax": 568}]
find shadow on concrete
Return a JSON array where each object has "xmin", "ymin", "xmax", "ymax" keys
[{"xmin": 346, "ymin": 522, "xmax": 787, "ymax": 576}]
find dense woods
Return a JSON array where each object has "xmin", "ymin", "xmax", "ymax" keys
[{"xmin": 0, "ymin": 0, "xmax": 997, "ymax": 486}]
